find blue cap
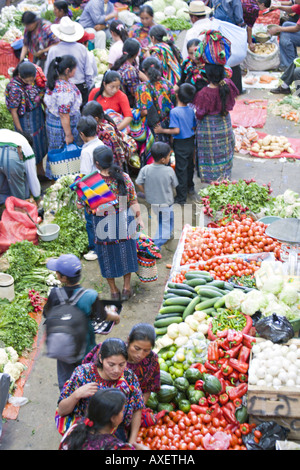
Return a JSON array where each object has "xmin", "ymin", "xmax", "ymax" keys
[{"xmin": 46, "ymin": 254, "xmax": 82, "ymax": 277}]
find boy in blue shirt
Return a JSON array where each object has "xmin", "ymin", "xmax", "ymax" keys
[{"xmin": 154, "ymin": 83, "xmax": 197, "ymax": 204}]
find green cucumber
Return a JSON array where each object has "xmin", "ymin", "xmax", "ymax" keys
[
  {"xmin": 184, "ymin": 278, "xmax": 207, "ymax": 287},
  {"xmin": 164, "ymin": 296, "xmax": 192, "ymax": 306},
  {"xmin": 163, "ymin": 293, "xmax": 177, "ymax": 299},
  {"xmin": 194, "ymin": 287, "xmax": 223, "ymax": 298},
  {"xmin": 206, "ymin": 280, "xmax": 225, "ymax": 289},
  {"xmin": 224, "ymin": 282, "xmax": 234, "ymax": 291},
  {"xmin": 184, "ymin": 272, "xmax": 212, "ymax": 281},
  {"xmin": 195, "ymin": 297, "xmax": 220, "ymax": 311},
  {"xmin": 182, "ymin": 295, "xmax": 201, "ymax": 320},
  {"xmin": 214, "ymin": 296, "xmax": 226, "ymax": 309},
  {"xmin": 167, "ymin": 282, "xmax": 197, "ymax": 293},
  {"xmin": 154, "ymin": 316, "xmax": 183, "ymax": 328},
  {"xmin": 166, "ymin": 288, "xmax": 194, "ymax": 297},
  {"xmin": 202, "ymin": 307, "xmax": 217, "ymax": 315},
  {"xmin": 155, "ymin": 327, "xmax": 168, "ymax": 336},
  {"xmin": 155, "ymin": 312, "xmax": 183, "ymax": 321},
  {"xmin": 159, "ymin": 305, "xmax": 186, "ymax": 314}
]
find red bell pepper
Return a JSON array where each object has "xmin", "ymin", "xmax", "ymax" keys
[
  {"xmin": 224, "ymin": 343, "xmax": 242, "ymax": 359},
  {"xmin": 217, "ymin": 357, "xmax": 228, "ymax": 368},
  {"xmin": 221, "ymin": 362, "xmax": 233, "ymax": 376},
  {"xmin": 207, "ymin": 341, "xmax": 219, "ymax": 362},
  {"xmin": 207, "ymin": 394, "xmax": 219, "ymax": 405},
  {"xmin": 227, "ymin": 383, "xmax": 248, "ymax": 401},
  {"xmin": 199, "ymin": 396, "xmax": 208, "ymax": 406},
  {"xmin": 190, "ymin": 404, "xmax": 207, "ymax": 414},
  {"xmin": 228, "ymin": 370, "xmax": 239, "ymax": 385},
  {"xmin": 218, "ymin": 377, "xmax": 228, "ymax": 394},
  {"xmin": 238, "ymin": 345, "xmax": 251, "ymax": 363},
  {"xmin": 242, "ymin": 333, "xmax": 256, "ymax": 348},
  {"xmin": 216, "ymin": 329, "xmax": 228, "ymax": 339},
  {"xmin": 232, "ymin": 397, "xmax": 243, "ymax": 408},
  {"xmin": 241, "ymin": 314, "xmax": 253, "ymax": 336},
  {"xmin": 238, "ymin": 373, "xmax": 248, "ymax": 383},
  {"xmin": 195, "ymin": 379, "xmax": 204, "ymax": 391},
  {"xmin": 210, "ymin": 403, "xmax": 223, "ymax": 419},
  {"xmin": 192, "ymin": 362, "xmax": 207, "ymax": 375},
  {"xmin": 228, "ymin": 358, "xmax": 249, "ymax": 374},
  {"xmin": 219, "ymin": 393, "xmax": 229, "ymax": 405},
  {"xmin": 227, "ymin": 329, "xmax": 243, "ymax": 346},
  {"xmin": 204, "ymin": 360, "xmax": 219, "ymax": 373},
  {"xmin": 222, "ymin": 401, "xmax": 238, "ymax": 424},
  {"xmin": 240, "ymin": 422, "xmax": 251, "ymax": 435}
]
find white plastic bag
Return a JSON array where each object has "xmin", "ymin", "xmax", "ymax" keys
[{"xmin": 216, "ymin": 20, "xmax": 248, "ymax": 67}]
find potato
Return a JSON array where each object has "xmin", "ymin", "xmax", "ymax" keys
[
  {"xmin": 286, "ymin": 147, "xmax": 294, "ymax": 153},
  {"xmin": 258, "ymin": 152, "xmax": 265, "ymax": 157},
  {"xmin": 262, "ymin": 135, "xmax": 272, "ymax": 146}
]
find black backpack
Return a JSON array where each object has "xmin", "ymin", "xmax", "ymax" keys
[{"xmin": 45, "ymin": 287, "xmax": 88, "ymax": 364}]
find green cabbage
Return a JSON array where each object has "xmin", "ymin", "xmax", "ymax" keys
[
  {"xmin": 224, "ymin": 289, "xmax": 246, "ymax": 310},
  {"xmin": 279, "ymin": 283, "xmax": 299, "ymax": 306},
  {"xmin": 260, "ymin": 274, "xmax": 284, "ymax": 295}
]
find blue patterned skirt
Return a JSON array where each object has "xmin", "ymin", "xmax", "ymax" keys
[
  {"xmin": 196, "ymin": 113, "xmax": 235, "ymax": 183},
  {"xmin": 93, "ymin": 209, "xmax": 138, "ymax": 279},
  {"xmin": 19, "ymin": 105, "xmax": 48, "ymax": 164}
]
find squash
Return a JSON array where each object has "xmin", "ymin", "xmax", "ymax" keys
[
  {"xmin": 203, "ymin": 374, "xmax": 222, "ymax": 394},
  {"xmin": 156, "ymin": 385, "xmax": 177, "ymax": 403}
]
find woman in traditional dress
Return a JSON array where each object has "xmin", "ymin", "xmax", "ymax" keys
[
  {"xmin": 92, "ymin": 145, "xmax": 143, "ymax": 300},
  {"xmin": 128, "ymin": 4, "xmax": 156, "ymax": 63},
  {"xmin": 148, "ymin": 24, "xmax": 182, "ymax": 86},
  {"xmin": 5, "ymin": 60, "xmax": 48, "ymax": 176},
  {"xmin": 193, "ymin": 30, "xmax": 238, "ymax": 183},
  {"xmin": 56, "ymin": 338, "xmax": 145, "ymax": 443},
  {"xmin": 44, "ymin": 55, "xmax": 82, "ymax": 178}
]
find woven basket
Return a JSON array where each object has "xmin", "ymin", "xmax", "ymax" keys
[{"xmin": 137, "ymin": 253, "xmax": 158, "ymax": 283}]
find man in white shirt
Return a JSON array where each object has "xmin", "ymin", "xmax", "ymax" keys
[
  {"xmin": 0, "ymin": 129, "xmax": 41, "ymax": 205},
  {"xmin": 44, "ymin": 17, "xmax": 94, "ymax": 106},
  {"xmin": 182, "ymin": 1, "xmax": 217, "ymax": 60}
]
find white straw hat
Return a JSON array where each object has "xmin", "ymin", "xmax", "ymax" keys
[
  {"xmin": 185, "ymin": 1, "xmax": 212, "ymax": 16},
  {"xmin": 51, "ymin": 16, "xmax": 84, "ymax": 42}
]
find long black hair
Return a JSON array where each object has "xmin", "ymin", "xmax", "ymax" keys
[
  {"xmin": 13, "ymin": 60, "xmax": 36, "ymax": 79},
  {"xmin": 46, "ymin": 55, "xmax": 77, "ymax": 90},
  {"xmin": 93, "ymin": 146, "xmax": 127, "ymax": 196},
  {"xmin": 109, "ymin": 19, "xmax": 128, "ymax": 43},
  {"xmin": 54, "ymin": 0, "xmax": 72, "ymax": 16},
  {"xmin": 82, "ymin": 101, "xmax": 119, "ymax": 130},
  {"xmin": 96, "ymin": 337, "xmax": 128, "ymax": 368},
  {"xmin": 111, "ymin": 38, "xmax": 140, "ymax": 72},
  {"xmin": 186, "ymin": 38, "xmax": 201, "ymax": 52},
  {"xmin": 128, "ymin": 323, "xmax": 156, "ymax": 348},
  {"xmin": 61, "ymin": 388, "xmax": 126, "ymax": 450},
  {"xmin": 149, "ymin": 24, "xmax": 182, "ymax": 64},
  {"xmin": 139, "ymin": 4, "xmax": 154, "ymax": 18},
  {"xmin": 142, "ymin": 56, "xmax": 162, "ymax": 83},
  {"xmin": 205, "ymin": 63, "xmax": 230, "ymax": 116},
  {"xmin": 92, "ymin": 70, "xmax": 121, "ymax": 102}
]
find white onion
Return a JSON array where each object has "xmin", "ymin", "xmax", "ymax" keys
[{"xmin": 273, "ymin": 377, "xmax": 282, "ymax": 387}]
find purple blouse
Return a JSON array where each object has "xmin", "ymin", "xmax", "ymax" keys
[{"xmin": 193, "ymin": 78, "xmax": 239, "ymax": 120}]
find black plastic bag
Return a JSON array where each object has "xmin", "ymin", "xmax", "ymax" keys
[
  {"xmin": 255, "ymin": 313, "xmax": 294, "ymax": 343},
  {"xmin": 243, "ymin": 421, "xmax": 289, "ymax": 450}
]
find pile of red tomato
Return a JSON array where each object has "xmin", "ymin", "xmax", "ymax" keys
[
  {"xmin": 136, "ymin": 409, "xmax": 255, "ymax": 450},
  {"xmin": 180, "ymin": 218, "xmax": 281, "ymax": 267}
]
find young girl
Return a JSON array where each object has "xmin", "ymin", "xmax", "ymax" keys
[
  {"xmin": 59, "ymin": 389, "xmax": 144, "ymax": 450},
  {"xmin": 148, "ymin": 24, "xmax": 182, "ymax": 86},
  {"xmin": 108, "ymin": 19, "xmax": 129, "ymax": 67},
  {"xmin": 88, "ymin": 70, "xmax": 132, "ymax": 131},
  {"xmin": 111, "ymin": 38, "xmax": 145, "ymax": 108},
  {"xmin": 44, "ymin": 55, "xmax": 82, "ymax": 178},
  {"xmin": 176, "ymin": 38, "xmax": 208, "ymax": 93}
]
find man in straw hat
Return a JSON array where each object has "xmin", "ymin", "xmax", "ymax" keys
[
  {"xmin": 44, "ymin": 17, "xmax": 94, "ymax": 106},
  {"xmin": 182, "ymin": 1, "xmax": 218, "ymax": 59}
]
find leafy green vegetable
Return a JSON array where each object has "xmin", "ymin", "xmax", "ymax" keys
[
  {"xmin": 161, "ymin": 17, "xmax": 192, "ymax": 30},
  {"xmin": 0, "ymin": 291, "xmax": 39, "ymax": 355},
  {"xmin": 5, "ymin": 240, "xmax": 47, "ymax": 285},
  {"xmin": 39, "ymin": 205, "xmax": 88, "ymax": 258},
  {"xmin": 0, "ymin": 100, "xmax": 14, "ymax": 130}
]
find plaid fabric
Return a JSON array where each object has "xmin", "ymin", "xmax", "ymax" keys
[
  {"xmin": 19, "ymin": 105, "xmax": 48, "ymax": 164},
  {"xmin": 196, "ymin": 113, "xmax": 234, "ymax": 183}
]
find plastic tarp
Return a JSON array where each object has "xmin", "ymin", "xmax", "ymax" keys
[
  {"xmin": 230, "ymin": 99, "xmax": 268, "ymax": 128},
  {"xmin": 0, "ymin": 196, "xmax": 38, "ymax": 254}
]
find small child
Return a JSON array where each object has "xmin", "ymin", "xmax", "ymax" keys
[
  {"xmin": 77, "ymin": 115, "xmax": 104, "ymax": 261},
  {"xmin": 154, "ymin": 83, "xmax": 197, "ymax": 204},
  {"xmin": 135, "ymin": 142, "xmax": 178, "ymax": 249}
]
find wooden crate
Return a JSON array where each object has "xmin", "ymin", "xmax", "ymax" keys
[{"xmin": 247, "ymin": 338, "xmax": 300, "ymax": 440}]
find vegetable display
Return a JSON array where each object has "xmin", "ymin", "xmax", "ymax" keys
[
  {"xmin": 262, "ymin": 189, "xmax": 300, "ymax": 219},
  {"xmin": 199, "ymin": 179, "xmax": 272, "ymax": 220}
]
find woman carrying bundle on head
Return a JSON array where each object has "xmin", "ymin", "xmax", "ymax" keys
[
  {"xmin": 193, "ymin": 30, "xmax": 239, "ymax": 183},
  {"xmin": 148, "ymin": 24, "xmax": 182, "ymax": 86},
  {"xmin": 44, "ymin": 55, "xmax": 82, "ymax": 178},
  {"xmin": 108, "ymin": 19, "xmax": 129, "ymax": 68}
]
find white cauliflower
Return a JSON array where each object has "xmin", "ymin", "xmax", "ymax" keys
[
  {"xmin": 5, "ymin": 346, "xmax": 19, "ymax": 363},
  {"xmin": 3, "ymin": 362, "xmax": 26, "ymax": 383},
  {"xmin": 0, "ymin": 348, "xmax": 9, "ymax": 366}
]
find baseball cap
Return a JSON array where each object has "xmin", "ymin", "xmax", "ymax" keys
[
  {"xmin": 78, "ymin": 31, "xmax": 95, "ymax": 43},
  {"xmin": 47, "ymin": 254, "xmax": 82, "ymax": 277}
]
